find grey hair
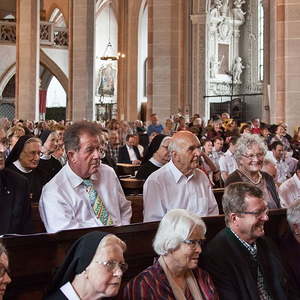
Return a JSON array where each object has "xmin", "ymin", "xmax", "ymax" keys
[
  {"xmin": 223, "ymin": 182, "xmax": 263, "ymax": 225},
  {"xmin": 64, "ymin": 121, "xmax": 101, "ymax": 152},
  {"xmin": 161, "ymin": 136, "xmax": 171, "ymax": 147},
  {"xmin": 287, "ymin": 200, "xmax": 300, "ymax": 226},
  {"xmin": 153, "ymin": 209, "xmax": 206, "ymax": 256},
  {"xmin": 234, "ymin": 133, "xmax": 267, "ymax": 162}
]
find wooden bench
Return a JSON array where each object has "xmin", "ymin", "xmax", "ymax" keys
[{"xmin": 1, "ymin": 209, "xmax": 287, "ymax": 300}]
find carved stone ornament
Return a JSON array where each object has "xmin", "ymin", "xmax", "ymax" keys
[{"xmin": 218, "ymin": 19, "xmax": 232, "ymax": 41}]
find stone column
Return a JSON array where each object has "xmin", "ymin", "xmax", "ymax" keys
[
  {"xmin": 147, "ymin": 0, "xmax": 188, "ymax": 121},
  {"xmin": 16, "ymin": 0, "xmax": 40, "ymax": 121},
  {"xmin": 68, "ymin": 0, "xmax": 95, "ymax": 121},
  {"xmin": 190, "ymin": 0, "xmax": 206, "ymax": 117}
]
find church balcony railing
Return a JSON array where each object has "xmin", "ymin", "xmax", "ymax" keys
[{"xmin": 0, "ymin": 20, "xmax": 68, "ymax": 48}]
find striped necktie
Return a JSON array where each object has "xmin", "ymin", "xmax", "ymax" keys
[{"xmin": 82, "ymin": 179, "xmax": 113, "ymax": 226}]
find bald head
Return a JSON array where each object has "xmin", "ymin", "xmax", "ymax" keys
[{"xmin": 169, "ymin": 131, "xmax": 201, "ymax": 176}]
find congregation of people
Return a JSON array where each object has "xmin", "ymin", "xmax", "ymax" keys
[{"xmin": 0, "ymin": 112, "xmax": 300, "ymax": 299}]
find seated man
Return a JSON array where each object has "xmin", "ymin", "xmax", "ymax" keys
[
  {"xmin": 143, "ymin": 131, "xmax": 219, "ymax": 222},
  {"xmin": 118, "ymin": 134, "xmax": 141, "ymax": 165},
  {"xmin": 0, "ymin": 141, "xmax": 32, "ymax": 234},
  {"xmin": 219, "ymin": 136, "xmax": 238, "ymax": 182},
  {"xmin": 201, "ymin": 182, "xmax": 299, "ymax": 299},
  {"xmin": 279, "ymin": 160, "xmax": 300, "ymax": 207},
  {"xmin": 39, "ymin": 121, "xmax": 132, "ymax": 233}
]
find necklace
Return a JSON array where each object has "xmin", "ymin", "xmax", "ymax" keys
[{"xmin": 238, "ymin": 169, "xmax": 262, "ymax": 185}]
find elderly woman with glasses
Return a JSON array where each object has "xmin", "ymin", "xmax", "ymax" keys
[
  {"xmin": 280, "ymin": 200, "xmax": 300, "ymax": 290},
  {"xmin": 225, "ymin": 134, "xmax": 281, "ymax": 208},
  {"xmin": 123, "ymin": 209, "xmax": 219, "ymax": 300},
  {"xmin": 45, "ymin": 231, "xmax": 127, "ymax": 299}
]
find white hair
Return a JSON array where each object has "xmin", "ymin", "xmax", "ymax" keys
[
  {"xmin": 287, "ymin": 200, "xmax": 300, "ymax": 226},
  {"xmin": 234, "ymin": 133, "xmax": 267, "ymax": 162},
  {"xmin": 153, "ymin": 209, "xmax": 206, "ymax": 255}
]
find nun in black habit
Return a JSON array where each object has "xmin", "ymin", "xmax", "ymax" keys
[{"xmin": 45, "ymin": 231, "xmax": 127, "ymax": 300}]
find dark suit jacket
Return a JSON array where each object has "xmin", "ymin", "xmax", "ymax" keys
[
  {"xmin": 118, "ymin": 145, "xmax": 141, "ymax": 164},
  {"xmin": 201, "ymin": 227, "xmax": 300, "ymax": 300},
  {"xmin": 0, "ymin": 168, "xmax": 33, "ymax": 235}
]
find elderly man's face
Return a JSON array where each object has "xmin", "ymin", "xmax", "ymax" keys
[
  {"xmin": 172, "ymin": 133, "xmax": 201, "ymax": 176},
  {"xmin": 232, "ymin": 196, "xmax": 269, "ymax": 244},
  {"xmin": 0, "ymin": 143, "xmax": 5, "ymax": 170},
  {"xmin": 68, "ymin": 133, "xmax": 101, "ymax": 179}
]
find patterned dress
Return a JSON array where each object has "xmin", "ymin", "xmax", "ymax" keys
[{"xmin": 122, "ymin": 260, "xmax": 219, "ymax": 300}]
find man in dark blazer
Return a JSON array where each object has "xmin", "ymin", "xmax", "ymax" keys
[
  {"xmin": 201, "ymin": 182, "xmax": 299, "ymax": 300},
  {"xmin": 118, "ymin": 134, "xmax": 141, "ymax": 164},
  {"xmin": 0, "ymin": 142, "xmax": 33, "ymax": 235}
]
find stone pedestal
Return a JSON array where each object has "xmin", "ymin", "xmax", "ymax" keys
[
  {"xmin": 16, "ymin": 0, "xmax": 40, "ymax": 121},
  {"xmin": 68, "ymin": 0, "xmax": 95, "ymax": 121}
]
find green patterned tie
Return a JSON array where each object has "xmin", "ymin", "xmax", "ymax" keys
[{"xmin": 82, "ymin": 179, "xmax": 113, "ymax": 226}]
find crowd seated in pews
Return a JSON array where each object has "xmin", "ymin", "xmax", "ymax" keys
[{"xmin": 0, "ymin": 115, "xmax": 300, "ymax": 298}]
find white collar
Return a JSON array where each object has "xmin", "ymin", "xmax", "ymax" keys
[
  {"xmin": 13, "ymin": 160, "xmax": 32, "ymax": 173},
  {"xmin": 149, "ymin": 157, "xmax": 163, "ymax": 167},
  {"xmin": 60, "ymin": 282, "xmax": 80, "ymax": 300},
  {"xmin": 40, "ymin": 153, "xmax": 52, "ymax": 160},
  {"xmin": 168, "ymin": 160, "xmax": 194, "ymax": 183}
]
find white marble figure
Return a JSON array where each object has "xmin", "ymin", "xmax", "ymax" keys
[
  {"xmin": 232, "ymin": 57, "xmax": 245, "ymax": 83},
  {"xmin": 210, "ymin": 0, "xmax": 222, "ymax": 18},
  {"xmin": 220, "ymin": 0, "xmax": 229, "ymax": 17},
  {"xmin": 233, "ymin": 0, "xmax": 246, "ymax": 21}
]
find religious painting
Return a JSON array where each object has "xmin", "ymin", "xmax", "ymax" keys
[
  {"xmin": 97, "ymin": 63, "xmax": 117, "ymax": 97},
  {"xmin": 218, "ymin": 43, "xmax": 229, "ymax": 74}
]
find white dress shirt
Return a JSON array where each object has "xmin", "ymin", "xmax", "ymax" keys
[
  {"xmin": 219, "ymin": 150, "xmax": 238, "ymax": 175},
  {"xmin": 265, "ymin": 151, "xmax": 290, "ymax": 184},
  {"xmin": 126, "ymin": 144, "xmax": 138, "ymax": 162},
  {"xmin": 143, "ymin": 160, "xmax": 219, "ymax": 222},
  {"xmin": 279, "ymin": 173, "xmax": 300, "ymax": 208},
  {"xmin": 39, "ymin": 162, "xmax": 132, "ymax": 233}
]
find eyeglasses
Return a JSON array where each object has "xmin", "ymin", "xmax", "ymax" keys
[
  {"xmin": 95, "ymin": 260, "xmax": 128, "ymax": 273},
  {"xmin": 242, "ymin": 153, "xmax": 265, "ymax": 160},
  {"xmin": 0, "ymin": 263, "xmax": 10, "ymax": 278},
  {"xmin": 237, "ymin": 208, "xmax": 269, "ymax": 218},
  {"xmin": 183, "ymin": 239, "xmax": 205, "ymax": 248}
]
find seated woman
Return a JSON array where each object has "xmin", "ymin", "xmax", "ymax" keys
[
  {"xmin": 45, "ymin": 232, "xmax": 127, "ymax": 299},
  {"xmin": 123, "ymin": 209, "xmax": 219, "ymax": 299},
  {"xmin": 0, "ymin": 243, "xmax": 12, "ymax": 299},
  {"xmin": 5, "ymin": 135, "xmax": 44, "ymax": 202},
  {"xmin": 136, "ymin": 134, "xmax": 171, "ymax": 180},
  {"xmin": 280, "ymin": 200, "xmax": 300, "ymax": 290},
  {"xmin": 225, "ymin": 133, "xmax": 281, "ymax": 209},
  {"xmin": 38, "ymin": 130, "xmax": 62, "ymax": 184}
]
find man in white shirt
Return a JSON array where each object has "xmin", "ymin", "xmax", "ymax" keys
[
  {"xmin": 143, "ymin": 131, "xmax": 219, "ymax": 222},
  {"xmin": 265, "ymin": 141, "xmax": 290, "ymax": 184},
  {"xmin": 279, "ymin": 161, "xmax": 300, "ymax": 207},
  {"xmin": 219, "ymin": 136, "xmax": 239, "ymax": 182},
  {"xmin": 39, "ymin": 121, "xmax": 132, "ymax": 233}
]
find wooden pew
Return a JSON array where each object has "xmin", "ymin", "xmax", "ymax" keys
[{"xmin": 1, "ymin": 209, "xmax": 287, "ymax": 300}]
